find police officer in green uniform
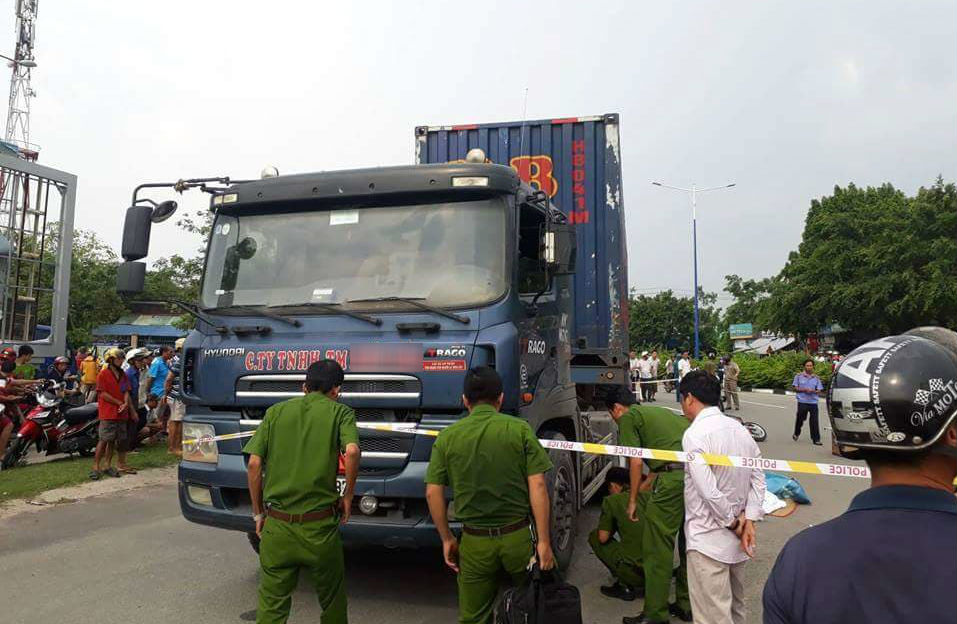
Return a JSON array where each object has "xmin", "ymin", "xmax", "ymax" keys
[
  {"xmin": 589, "ymin": 466, "xmax": 648, "ymax": 601},
  {"xmin": 606, "ymin": 386, "xmax": 693, "ymax": 624},
  {"xmin": 244, "ymin": 360, "xmax": 361, "ymax": 624},
  {"xmin": 425, "ymin": 366, "xmax": 555, "ymax": 624}
]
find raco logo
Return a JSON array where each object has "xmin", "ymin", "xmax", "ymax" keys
[
  {"xmin": 509, "ymin": 155, "xmax": 558, "ymax": 198},
  {"xmin": 425, "ymin": 346, "xmax": 467, "ymax": 358}
]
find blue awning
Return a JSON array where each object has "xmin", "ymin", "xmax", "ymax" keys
[{"xmin": 92, "ymin": 324, "xmax": 183, "ymax": 338}]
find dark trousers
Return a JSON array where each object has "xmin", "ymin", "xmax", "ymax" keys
[
  {"xmin": 641, "ymin": 378, "xmax": 653, "ymax": 402},
  {"xmin": 794, "ymin": 403, "xmax": 820, "ymax": 442}
]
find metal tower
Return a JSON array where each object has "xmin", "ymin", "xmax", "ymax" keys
[{"xmin": 4, "ymin": 0, "xmax": 37, "ymax": 160}]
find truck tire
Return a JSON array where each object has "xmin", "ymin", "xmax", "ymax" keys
[
  {"xmin": 247, "ymin": 531, "xmax": 260, "ymax": 554},
  {"xmin": 541, "ymin": 431, "xmax": 577, "ymax": 572}
]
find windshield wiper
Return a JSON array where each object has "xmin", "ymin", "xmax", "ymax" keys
[
  {"xmin": 204, "ymin": 304, "xmax": 302, "ymax": 328},
  {"xmin": 268, "ymin": 302, "xmax": 382, "ymax": 327},
  {"xmin": 346, "ymin": 297, "xmax": 470, "ymax": 325},
  {"xmin": 139, "ymin": 300, "xmax": 228, "ymax": 334}
]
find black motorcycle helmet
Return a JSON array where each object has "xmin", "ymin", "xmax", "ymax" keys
[{"xmin": 828, "ymin": 331, "xmax": 957, "ymax": 459}]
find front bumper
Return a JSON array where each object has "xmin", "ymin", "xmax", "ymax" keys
[{"xmin": 178, "ymin": 456, "xmax": 454, "ymax": 548}]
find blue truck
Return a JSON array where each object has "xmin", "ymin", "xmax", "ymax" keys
[{"xmin": 116, "ymin": 113, "xmax": 629, "ymax": 567}]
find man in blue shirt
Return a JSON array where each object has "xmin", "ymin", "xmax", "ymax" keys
[
  {"xmin": 791, "ymin": 359, "xmax": 824, "ymax": 445},
  {"xmin": 148, "ymin": 345, "xmax": 173, "ymax": 399},
  {"xmin": 764, "ymin": 331, "xmax": 957, "ymax": 624}
]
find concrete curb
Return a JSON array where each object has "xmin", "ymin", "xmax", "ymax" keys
[{"xmin": 0, "ymin": 465, "xmax": 177, "ymax": 520}]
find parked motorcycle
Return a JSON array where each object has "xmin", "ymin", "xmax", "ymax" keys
[{"xmin": 1, "ymin": 381, "xmax": 100, "ymax": 469}]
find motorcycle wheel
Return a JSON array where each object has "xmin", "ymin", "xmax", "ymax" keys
[
  {"xmin": 2, "ymin": 436, "xmax": 30, "ymax": 469},
  {"xmin": 744, "ymin": 422, "xmax": 768, "ymax": 442}
]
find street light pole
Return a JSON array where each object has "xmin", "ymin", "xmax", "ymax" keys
[{"xmin": 652, "ymin": 181, "xmax": 736, "ymax": 359}]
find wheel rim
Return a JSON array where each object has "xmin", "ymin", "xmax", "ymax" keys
[{"xmin": 552, "ymin": 462, "xmax": 575, "ymax": 552}]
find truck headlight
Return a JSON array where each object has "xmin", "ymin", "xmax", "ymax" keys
[{"xmin": 182, "ymin": 423, "xmax": 218, "ymax": 463}]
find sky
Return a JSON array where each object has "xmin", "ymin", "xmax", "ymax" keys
[{"xmin": 5, "ymin": 0, "xmax": 956, "ymax": 304}]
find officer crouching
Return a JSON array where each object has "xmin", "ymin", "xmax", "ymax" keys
[
  {"xmin": 244, "ymin": 359, "xmax": 361, "ymax": 624},
  {"xmin": 425, "ymin": 366, "xmax": 556, "ymax": 624}
]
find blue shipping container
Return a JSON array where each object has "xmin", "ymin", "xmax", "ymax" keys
[{"xmin": 415, "ymin": 114, "xmax": 628, "ymax": 358}]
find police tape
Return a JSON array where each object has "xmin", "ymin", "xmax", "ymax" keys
[{"xmin": 183, "ymin": 423, "xmax": 872, "ymax": 480}]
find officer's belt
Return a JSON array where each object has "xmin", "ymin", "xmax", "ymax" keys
[
  {"xmin": 651, "ymin": 462, "xmax": 684, "ymax": 473},
  {"xmin": 462, "ymin": 518, "xmax": 529, "ymax": 538},
  {"xmin": 267, "ymin": 505, "xmax": 336, "ymax": 523}
]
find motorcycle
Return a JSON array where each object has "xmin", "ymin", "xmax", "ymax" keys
[{"xmin": 1, "ymin": 381, "xmax": 100, "ymax": 469}]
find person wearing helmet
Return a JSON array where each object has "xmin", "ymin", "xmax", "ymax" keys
[
  {"xmin": 44, "ymin": 356, "xmax": 80, "ymax": 398},
  {"xmin": 763, "ymin": 330, "xmax": 957, "ymax": 624},
  {"xmin": 91, "ymin": 347, "xmax": 136, "ymax": 480},
  {"xmin": 80, "ymin": 349, "xmax": 101, "ymax": 403},
  {"xmin": 124, "ymin": 348, "xmax": 151, "ymax": 451}
]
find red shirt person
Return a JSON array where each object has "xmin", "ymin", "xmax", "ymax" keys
[{"xmin": 91, "ymin": 348, "xmax": 136, "ymax": 480}]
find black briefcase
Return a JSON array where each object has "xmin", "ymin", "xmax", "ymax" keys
[{"xmin": 495, "ymin": 564, "xmax": 582, "ymax": 624}]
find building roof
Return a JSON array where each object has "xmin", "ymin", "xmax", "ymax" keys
[{"xmin": 92, "ymin": 324, "xmax": 183, "ymax": 338}]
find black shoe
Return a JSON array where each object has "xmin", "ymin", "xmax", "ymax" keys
[
  {"xmin": 792, "ymin": 434, "xmax": 799, "ymax": 441},
  {"xmin": 600, "ymin": 582, "xmax": 636, "ymax": 601},
  {"xmin": 813, "ymin": 440, "xmax": 823, "ymax": 445},
  {"xmin": 669, "ymin": 603, "xmax": 693, "ymax": 622},
  {"xmin": 622, "ymin": 614, "xmax": 668, "ymax": 624}
]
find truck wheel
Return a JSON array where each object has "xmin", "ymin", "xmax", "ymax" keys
[
  {"xmin": 542, "ymin": 431, "xmax": 577, "ymax": 572},
  {"xmin": 247, "ymin": 531, "xmax": 260, "ymax": 554}
]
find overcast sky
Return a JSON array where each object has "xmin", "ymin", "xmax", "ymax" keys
[{"xmin": 6, "ymin": 1, "xmax": 955, "ymax": 303}]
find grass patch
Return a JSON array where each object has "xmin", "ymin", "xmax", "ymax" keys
[{"xmin": 0, "ymin": 443, "xmax": 179, "ymax": 504}]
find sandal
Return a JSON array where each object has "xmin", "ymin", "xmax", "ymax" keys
[
  {"xmin": 89, "ymin": 470, "xmax": 102, "ymax": 481},
  {"xmin": 119, "ymin": 466, "xmax": 138, "ymax": 474},
  {"xmin": 104, "ymin": 467, "xmax": 122, "ymax": 478}
]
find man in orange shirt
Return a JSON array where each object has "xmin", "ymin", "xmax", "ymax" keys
[{"xmin": 91, "ymin": 348, "xmax": 136, "ymax": 480}]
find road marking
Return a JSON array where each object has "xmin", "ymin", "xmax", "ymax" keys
[{"xmin": 740, "ymin": 400, "xmax": 789, "ymax": 410}]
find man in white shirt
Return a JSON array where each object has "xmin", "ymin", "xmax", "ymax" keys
[
  {"xmin": 676, "ymin": 351, "xmax": 692, "ymax": 402},
  {"xmin": 628, "ymin": 351, "xmax": 640, "ymax": 394},
  {"xmin": 648, "ymin": 351, "xmax": 660, "ymax": 401},
  {"xmin": 637, "ymin": 352, "xmax": 653, "ymax": 401},
  {"xmin": 678, "ymin": 370, "xmax": 766, "ymax": 624}
]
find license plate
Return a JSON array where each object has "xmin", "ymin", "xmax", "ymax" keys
[{"xmin": 336, "ymin": 478, "xmax": 346, "ymax": 496}]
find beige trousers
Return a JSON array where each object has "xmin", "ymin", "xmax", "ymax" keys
[
  {"xmin": 724, "ymin": 379, "xmax": 740, "ymax": 409},
  {"xmin": 687, "ymin": 550, "xmax": 747, "ymax": 624}
]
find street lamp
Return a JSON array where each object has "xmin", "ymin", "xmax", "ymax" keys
[
  {"xmin": 651, "ymin": 180, "xmax": 736, "ymax": 359},
  {"xmin": 0, "ymin": 53, "xmax": 36, "ymax": 68}
]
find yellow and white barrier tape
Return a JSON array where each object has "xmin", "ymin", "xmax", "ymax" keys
[{"xmin": 185, "ymin": 422, "xmax": 871, "ymax": 479}]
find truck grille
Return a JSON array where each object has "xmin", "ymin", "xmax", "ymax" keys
[{"xmin": 235, "ymin": 374, "xmax": 421, "ymax": 400}]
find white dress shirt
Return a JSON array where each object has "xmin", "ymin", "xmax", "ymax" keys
[
  {"xmin": 637, "ymin": 358, "xmax": 653, "ymax": 377},
  {"xmin": 682, "ymin": 406, "xmax": 766, "ymax": 564},
  {"xmin": 678, "ymin": 358, "xmax": 692, "ymax": 380}
]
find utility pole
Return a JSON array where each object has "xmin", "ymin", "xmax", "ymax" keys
[
  {"xmin": 652, "ymin": 180, "xmax": 736, "ymax": 359},
  {"xmin": 4, "ymin": 0, "xmax": 39, "ymax": 160}
]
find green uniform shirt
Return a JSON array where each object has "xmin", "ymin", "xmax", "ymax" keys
[
  {"xmin": 425, "ymin": 404, "xmax": 553, "ymax": 528},
  {"xmin": 597, "ymin": 491, "xmax": 643, "ymax": 563},
  {"xmin": 243, "ymin": 392, "xmax": 359, "ymax": 515},
  {"xmin": 617, "ymin": 404, "xmax": 688, "ymax": 471}
]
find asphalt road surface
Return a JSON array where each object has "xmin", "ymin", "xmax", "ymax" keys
[{"xmin": 0, "ymin": 392, "xmax": 867, "ymax": 624}]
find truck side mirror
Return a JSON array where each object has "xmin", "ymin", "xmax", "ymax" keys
[
  {"xmin": 544, "ymin": 224, "xmax": 576, "ymax": 275},
  {"xmin": 121, "ymin": 205, "xmax": 153, "ymax": 261},
  {"xmin": 116, "ymin": 261, "xmax": 146, "ymax": 294}
]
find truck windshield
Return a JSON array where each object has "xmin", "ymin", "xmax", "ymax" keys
[{"xmin": 200, "ymin": 198, "xmax": 508, "ymax": 310}]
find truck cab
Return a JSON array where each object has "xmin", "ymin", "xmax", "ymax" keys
[{"xmin": 119, "ymin": 116, "xmax": 628, "ymax": 568}]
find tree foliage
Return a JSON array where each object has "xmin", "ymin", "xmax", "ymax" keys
[
  {"xmin": 628, "ymin": 288, "xmax": 721, "ymax": 353},
  {"xmin": 724, "ymin": 178, "xmax": 956, "ymax": 340}
]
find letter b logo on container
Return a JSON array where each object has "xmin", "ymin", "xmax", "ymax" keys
[{"xmin": 510, "ymin": 155, "xmax": 558, "ymax": 198}]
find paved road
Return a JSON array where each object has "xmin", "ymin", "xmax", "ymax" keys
[{"xmin": 0, "ymin": 392, "xmax": 866, "ymax": 623}]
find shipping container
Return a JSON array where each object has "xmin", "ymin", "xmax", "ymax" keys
[{"xmin": 415, "ymin": 114, "xmax": 628, "ymax": 360}]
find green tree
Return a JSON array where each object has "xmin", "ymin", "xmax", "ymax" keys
[
  {"xmin": 628, "ymin": 288, "xmax": 721, "ymax": 353},
  {"xmin": 64, "ymin": 231, "xmax": 129, "ymax": 348},
  {"xmin": 762, "ymin": 179, "xmax": 957, "ymax": 336},
  {"xmin": 723, "ymin": 274, "xmax": 774, "ymax": 329}
]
